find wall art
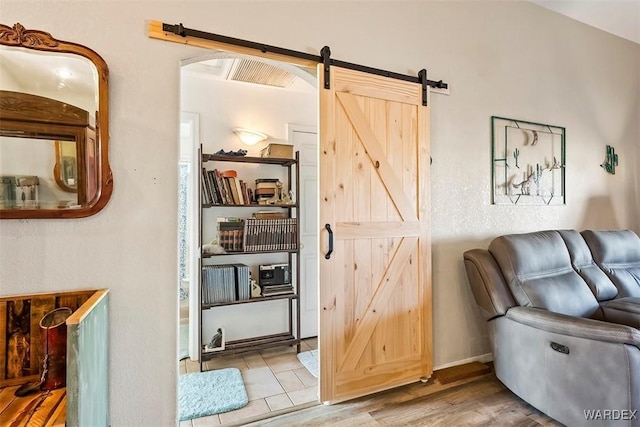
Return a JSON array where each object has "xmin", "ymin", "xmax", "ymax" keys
[{"xmin": 491, "ymin": 116, "xmax": 565, "ymax": 205}]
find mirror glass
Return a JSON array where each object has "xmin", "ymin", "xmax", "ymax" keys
[
  {"xmin": 1, "ymin": 137, "xmax": 79, "ymax": 208},
  {"xmin": 0, "ymin": 23, "xmax": 112, "ymax": 219},
  {"xmin": 54, "ymin": 140, "xmax": 78, "ymax": 193}
]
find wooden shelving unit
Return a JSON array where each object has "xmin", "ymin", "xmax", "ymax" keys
[{"xmin": 198, "ymin": 150, "xmax": 301, "ymax": 368}]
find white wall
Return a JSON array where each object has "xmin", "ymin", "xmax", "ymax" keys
[
  {"xmin": 181, "ymin": 67, "xmax": 316, "ymax": 159},
  {"xmin": 0, "ymin": 1, "xmax": 638, "ymax": 425}
]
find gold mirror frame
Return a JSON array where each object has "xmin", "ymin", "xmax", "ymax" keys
[{"xmin": 0, "ymin": 23, "xmax": 112, "ymax": 219}]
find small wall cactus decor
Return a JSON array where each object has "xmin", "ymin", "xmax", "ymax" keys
[
  {"xmin": 600, "ymin": 145, "xmax": 618, "ymax": 175},
  {"xmin": 491, "ymin": 116, "xmax": 566, "ymax": 205}
]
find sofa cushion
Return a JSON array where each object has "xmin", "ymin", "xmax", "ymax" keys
[
  {"xmin": 489, "ymin": 230, "xmax": 600, "ymax": 318},
  {"xmin": 582, "ymin": 230, "xmax": 640, "ymax": 298},
  {"xmin": 558, "ymin": 230, "xmax": 618, "ymax": 301},
  {"xmin": 601, "ymin": 297, "xmax": 640, "ymax": 328}
]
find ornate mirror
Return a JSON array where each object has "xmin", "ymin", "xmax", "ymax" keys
[{"xmin": 0, "ymin": 23, "xmax": 112, "ymax": 219}]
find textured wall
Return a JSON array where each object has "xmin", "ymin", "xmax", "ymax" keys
[{"xmin": 1, "ymin": 1, "xmax": 638, "ymax": 425}]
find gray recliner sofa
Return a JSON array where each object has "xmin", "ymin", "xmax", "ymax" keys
[{"xmin": 464, "ymin": 229, "xmax": 640, "ymax": 426}]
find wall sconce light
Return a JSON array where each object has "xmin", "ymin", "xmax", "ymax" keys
[{"xmin": 233, "ymin": 128, "xmax": 268, "ymax": 146}]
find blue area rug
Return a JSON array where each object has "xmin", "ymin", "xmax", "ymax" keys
[
  {"xmin": 179, "ymin": 368, "xmax": 248, "ymax": 421},
  {"xmin": 297, "ymin": 349, "xmax": 319, "ymax": 378}
]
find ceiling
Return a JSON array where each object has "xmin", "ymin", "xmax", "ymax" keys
[
  {"xmin": 182, "ymin": 53, "xmax": 316, "ymax": 93},
  {"xmin": 531, "ymin": 0, "xmax": 640, "ymax": 44},
  {"xmin": 0, "ymin": 46, "xmax": 99, "ymax": 113}
]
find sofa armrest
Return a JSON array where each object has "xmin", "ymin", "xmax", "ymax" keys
[
  {"xmin": 507, "ymin": 306, "xmax": 640, "ymax": 347},
  {"xmin": 463, "ymin": 249, "xmax": 516, "ymax": 319}
]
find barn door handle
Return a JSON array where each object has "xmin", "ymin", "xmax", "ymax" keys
[{"xmin": 325, "ymin": 223, "xmax": 333, "ymax": 259}]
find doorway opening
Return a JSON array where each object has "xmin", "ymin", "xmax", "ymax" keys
[{"xmin": 177, "ymin": 50, "xmax": 320, "ymax": 425}]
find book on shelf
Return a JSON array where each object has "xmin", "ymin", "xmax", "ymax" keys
[
  {"xmin": 242, "ymin": 218, "xmax": 298, "ymax": 252},
  {"xmin": 204, "ymin": 167, "xmax": 298, "ymax": 206},
  {"xmin": 255, "ymin": 178, "xmax": 279, "ymax": 188},
  {"xmin": 261, "ymin": 284, "xmax": 294, "ymax": 297},
  {"xmin": 254, "ymin": 178, "xmax": 278, "ymax": 203},
  {"xmin": 217, "ymin": 218, "xmax": 244, "ymax": 252},
  {"xmin": 240, "ymin": 180, "xmax": 250, "ymax": 205},
  {"xmin": 201, "ymin": 168, "xmax": 228, "ymax": 205},
  {"xmin": 201, "ymin": 264, "xmax": 235, "ymax": 304},
  {"xmin": 252, "ymin": 211, "xmax": 286, "ymax": 220},
  {"xmin": 222, "ymin": 170, "xmax": 245, "ymax": 205},
  {"xmin": 201, "ymin": 263, "xmax": 251, "ymax": 304},
  {"xmin": 207, "ymin": 170, "xmax": 223, "ymax": 204},
  {"xmin": 201, "ymin": 168, "xmax": 213, "ymax": 205}
]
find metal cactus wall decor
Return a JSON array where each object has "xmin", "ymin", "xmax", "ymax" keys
[
  {"xmin": 491, "ymin": 116, "xmax": 566, "ymax": 205},
  {"xmin": 600, "ymin": 145, "xmax": 618, "ymax": 175}
]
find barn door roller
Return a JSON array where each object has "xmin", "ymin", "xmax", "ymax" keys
[{"xmin": 162, "ymin": 22, "xmax": 447, "ymax": 106}]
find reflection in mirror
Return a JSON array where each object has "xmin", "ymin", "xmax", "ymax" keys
[
  {"xmin": 0, "ymin": 23, "xmax": 112, "ymax": 219},
  {"xmin": 54, "ymin": 140, "xmax": 78, "ymax": 193},
  {"xmin": 1, "ymin": 137, "xmax": 78, "ymax": 209}
]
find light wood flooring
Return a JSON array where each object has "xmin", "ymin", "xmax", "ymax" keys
[
  {"xmin": 179, "ymin": 344, "xmax": 560, "ymax": 427},
  {"xmin": 242, "ymin": 373, "xmax": 561, "ymax": 427},
  {"xmin": 0, "ymin": 385, "xmax": 66, "ymax": 426}
]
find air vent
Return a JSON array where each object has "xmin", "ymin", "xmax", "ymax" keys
[{"xmin": 228, "ymin": 59, "xmax": 296, "ymax": 88}]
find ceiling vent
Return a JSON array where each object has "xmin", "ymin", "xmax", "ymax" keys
[{"xmin": 228, "ymin": 58, "xmax": 296, "ymax": 88}]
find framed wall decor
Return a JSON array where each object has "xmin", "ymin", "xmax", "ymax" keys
[{"xmin": 491, "ymin": 116, "xmax": 565, "ymax": 205}]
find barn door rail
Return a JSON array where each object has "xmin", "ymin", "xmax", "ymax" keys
[{"xmin": 161, "ymin": 22, "xmax": 447, "ymax": 106}]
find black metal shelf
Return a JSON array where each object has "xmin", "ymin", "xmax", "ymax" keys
[
  {"xmin": 202, "ymin": 153, "xmax": 297, "ymax": 166},
  {"xmin": 198, "ymin": 148, "xmax": 301, "ymax": 371},
  {"xmin": 201, "ymin": 333, "xmax": 300, "ymax": 361},
  {"xmin": 202, "ymin": 203, "xmax": 298, "ymax": 208},
  {"xmin": 202, "ymin": 293, "xmax": 297, "ymax": 309},
  {"xmin": 202, "ymin": 248, "xmax": 299, "ymax": 257}
]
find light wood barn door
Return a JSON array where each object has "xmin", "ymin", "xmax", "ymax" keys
[{"xmin": 319, "ymin": 66, "xmax": 432, "ymax": 403}]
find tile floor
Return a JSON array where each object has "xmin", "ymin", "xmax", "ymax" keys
[{"xmin": 179, "ymin": 337, "xmax": 318, "ymax": 426}]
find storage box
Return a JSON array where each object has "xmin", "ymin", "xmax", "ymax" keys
[{"xmin": 260, "ymin": 143, "xmax": 293, "ymax": 159}]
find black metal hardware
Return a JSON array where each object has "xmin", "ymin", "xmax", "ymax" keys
[
  {"xmin": 161, "ymin": 22, "xmax": 448, "ymax": 91},
  {"xmin": 550, "ymin": 342, "xmax": 569, "ymax": 354},
  {"xmin": 321, "ymin": 46, "xmax": 331, "ymax": 89},
  {"xmin": 162, "ymin": 22, "xmax": 320, "ymax": 63},
  {"xmin": 418, "ymin": 69, "xmax": 428, "ymax": 106},
  {"xmin": 325, "ymin": 224, "xmax": 333, "ymax": 260}
]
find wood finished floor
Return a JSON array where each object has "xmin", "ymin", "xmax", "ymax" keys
[
  {"xmin": 177, "ymin": 306, "xmax": 555, "ymax": 426},
  {"xmin": 244, "ymin": 374, "xmax": 562, "ymax": 427},
  {"xmin": 180, "ymin": 348, "xmax": 560, "ymax": 427}
]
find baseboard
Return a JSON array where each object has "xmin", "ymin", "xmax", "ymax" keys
[{"xmin": 433, "ymin": 352, "xmax": 493, "ymax": 371}]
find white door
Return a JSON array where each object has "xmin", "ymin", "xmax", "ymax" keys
[{"xmin": 288, "ymin": 124, "xmax": 318, "ymax": 338}]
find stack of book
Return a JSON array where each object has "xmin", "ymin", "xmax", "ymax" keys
[
  {"xmin": 234, "ymin": 264, "xmax": 251, "ymax": 300},
  {"xmin": 217, "ymin": 218, "xmax": 244, "ymax": 252},
  {"xmin": 243, "ymin": 218, "xmax": 298, "ymax": 252},
  {"xmin": 201, "ymin": 263, "xmax": 251, "ymax": 304},
  {"xmin": 261, "ymin": 284, "xmax": 294, "ymax": 297},
  {"xmin": 252, "ymin": 211, "xmax": 286, "ymax": 220},
  {"xmin": 254, "ymin": 178, "xmax": 279, "ymax": 203},
  {"xmin": 201, "ymin": 264, "xmax": 235, "ymax": 304},
  {"xmin": 202, "ymin": 168, "xmax": 253, "ymax": 205}
]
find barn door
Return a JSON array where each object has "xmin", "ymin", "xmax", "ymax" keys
[{"xmin": 319, "ymin": 66, "xmax": 432, "ymax": 403}]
